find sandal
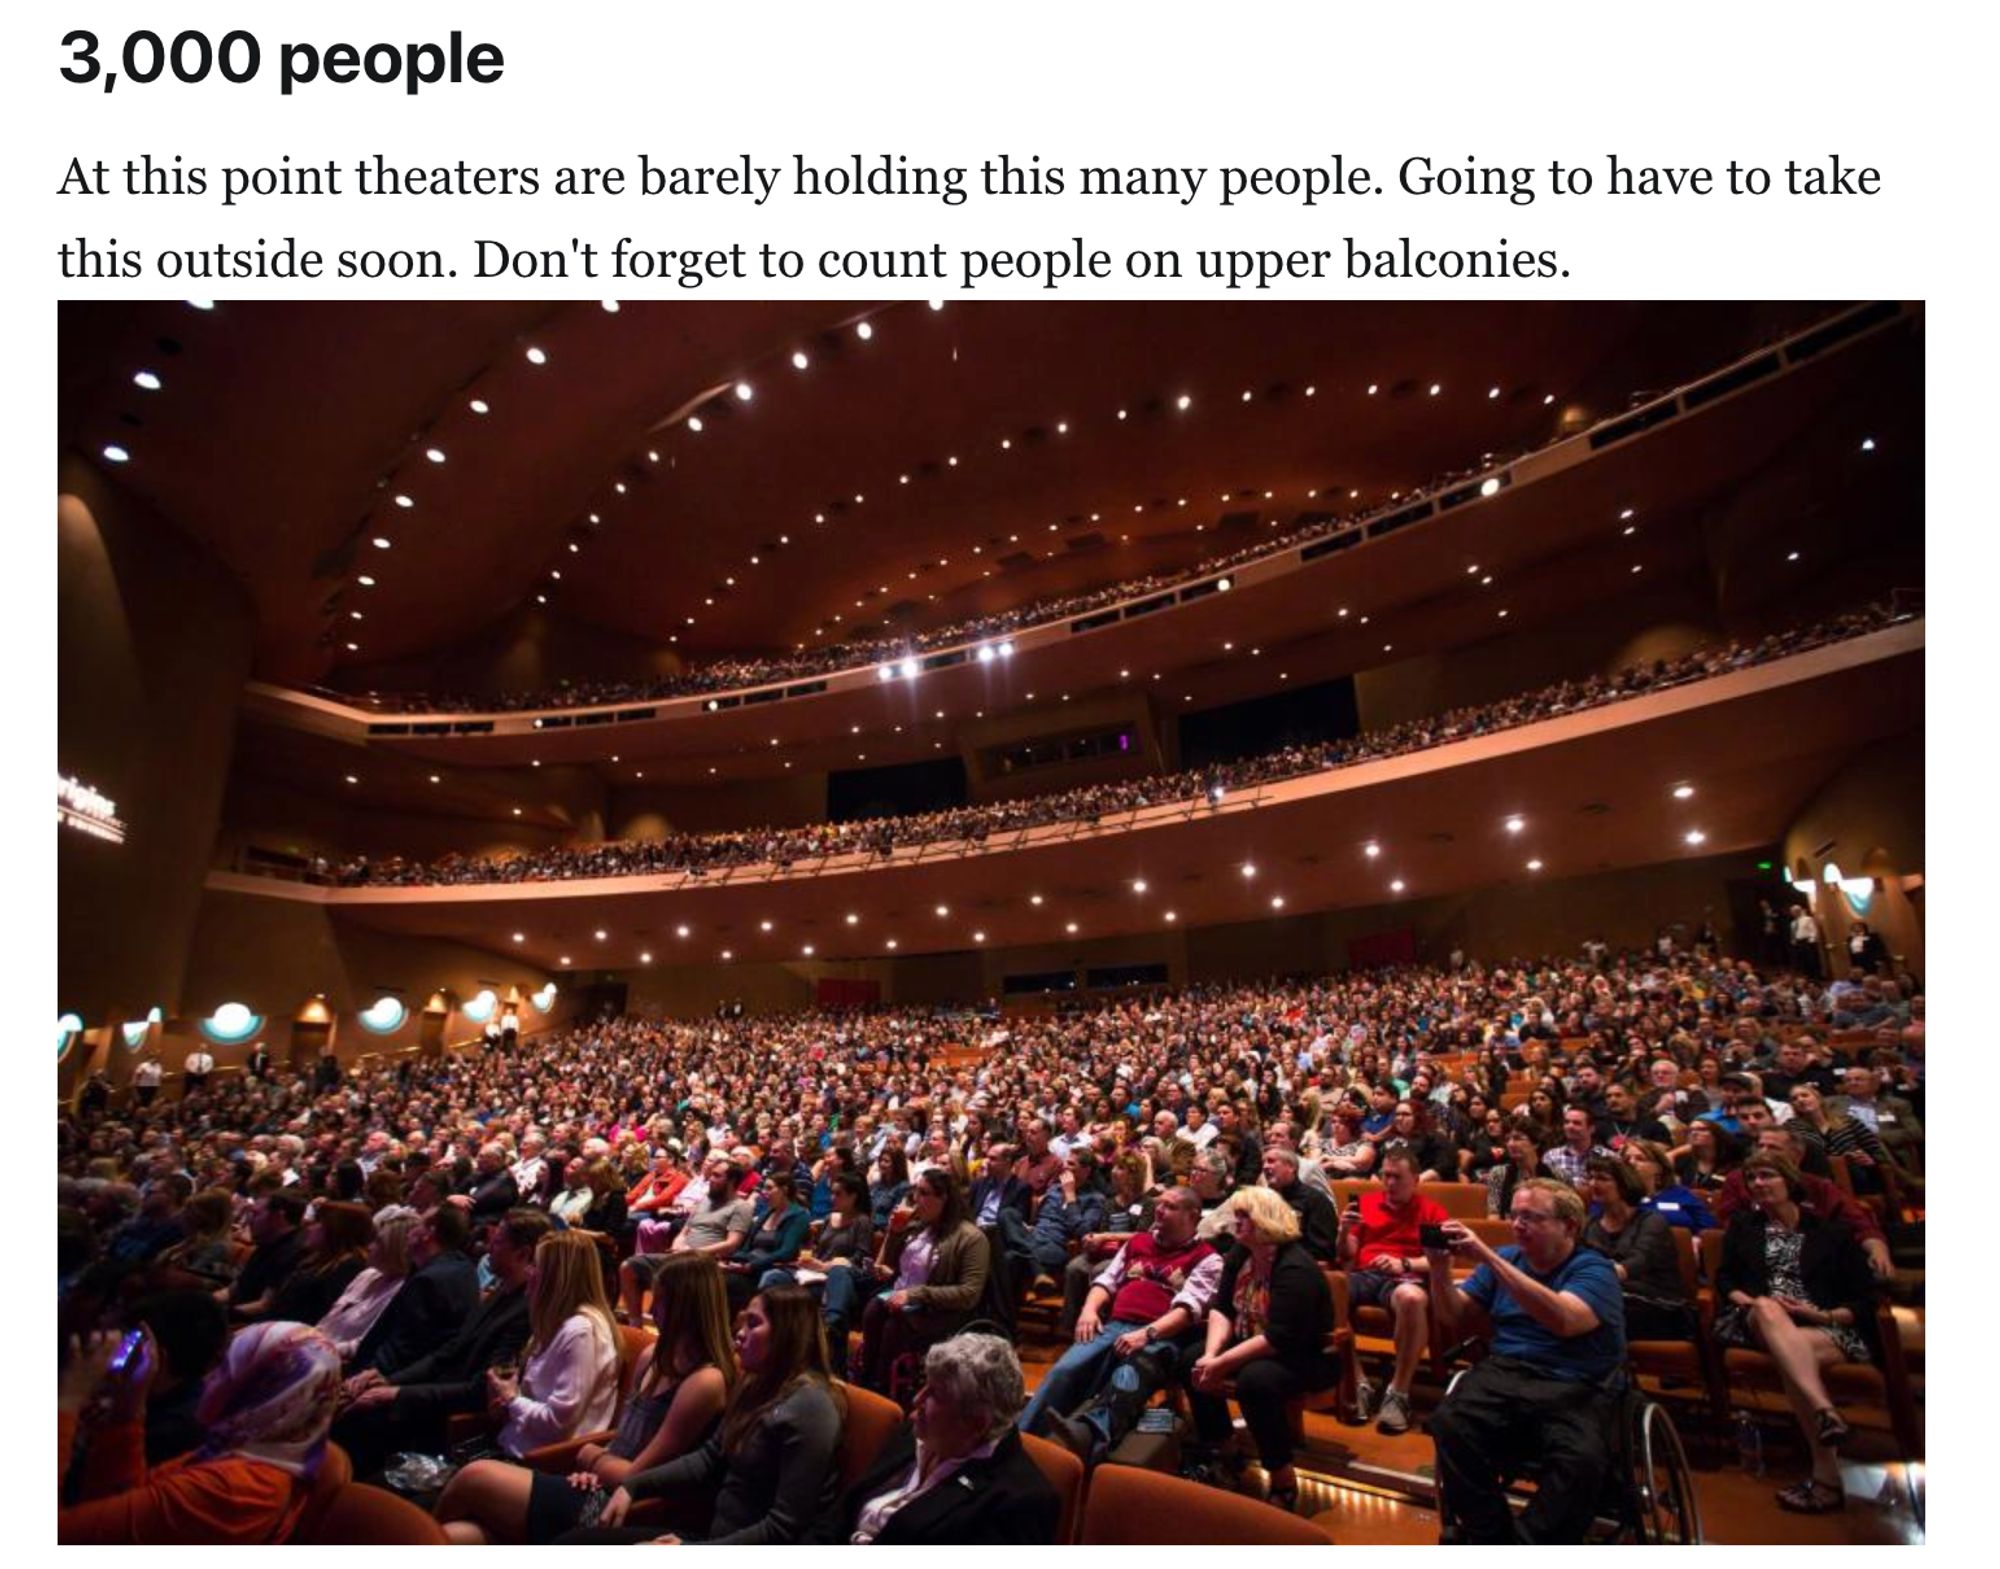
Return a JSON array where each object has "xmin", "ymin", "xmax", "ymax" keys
[
  {"xmin": 1815, "ymin": 1408, "xmax": 1855, "ymax": 1452},
  {"xmin": 1776, "ymin": 1479, "xmax": 1845, "ymax": 1514}
]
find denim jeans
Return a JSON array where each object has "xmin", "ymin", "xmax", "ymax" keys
[{"xmin": 1017, "ymin": 1319, "xmax": 1147, "ymax": 1433}]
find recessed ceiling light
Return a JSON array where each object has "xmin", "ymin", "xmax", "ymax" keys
[
  {"xmin": 845, "ymin": 913, "xmax": 859, "ymax": 925},
  {"xmin": 1527, "ymin": 859, "xmax": 1544, "ymax": 872},
  {"xmin": 973, "ymin": 931, "xmax": 986, "ymax": 943},
  {"xmin": 601, "ymin": 299, "xmax": 620, "ymax": 312},
  {"xmin": 1390, "ymin": 879, "xmax": 1406, "ymax": 893},
  {"xmin": 855, "ymin": 320, "xmax": 873, "ymax": 340},
  {"xmin": 1367, "ymin": 383, "xmax": 1378, "ymax": 395},
  {"xmin": 1505, "ymin": 815, "xmax": 1526, "ymax": 833},
  {"xmin": 1620, "ymin": 508, "xmax": 1635, "ymax": 520},
  {"xmin": 928, "ymin": 299, "xmax": 944, "ymax": 311},
  {"xmin": 344, "ymin": 641, "xmax": 358, "ymax": 651},
  {"xmin": 1684, "ymin": 829, "xmax": 1707, "ymax": 846},
  {"xmin": 1029, "ymin": 894, "xmax": 1044, "ymax": 906},
  {"xmin": 935, "ymin": 904, "xmax": 949, "ymax": 917},
  {"xmin": 132, "ymin": 370, "xmax": 161, "ymax": 391},
  {"xmin": 760, "ymin": 919, "xmax": 774, "ymax": 932},
  {"xmin": 469, "ymin": 398, "xmax": 490, "ymax": 414},
  {"xmin": 512, "ymin": 932, "xmax": 524, "ymax": 943},
  {"xmin": 1480, "ymin": 477, "xmax": 1501, "ymax": 497},
  {"xmin": 734, "ymin": 381, "xmax": 753, "ymax": 401},
  {"xmin": 1488, "ymin": 386, "xmax": 1501, "ymax": 399},
  {"xmin": 1132, "ymin": 879, "xmax": 1148, "ymax": 893},
  {"xmin": 424, "ymin": 447, "xmax": 445, "ymax": 464},
  {"xmin": 102, "ymin": 444, "xmax": 130, "ymax": 463},
  {"xmin": 525, "ymin": 346, "xmax": 547, "ymax": 365},
  {"xmin": 639, "ymin": 951, "xmax": 652, "ymax": 964},
  {"xmin": 1787, "ymin": 551, "xmax": 1800, "ymax": 562},
  {"xmin": 427, "ymin": 773, "xmax": 439, "ymax": 783},
  {"xmin": 512, "ymin": 807, "xmax": 522, "ymax": 816},
  {"xmin": 802, "ymin": 944, "xmax": 815, "ymax": 956},
  {"xmin": 1673, "ymin": 784, "xmax": 1696, "ymax": 800},
  {"xmin": 721, "ymin": 949, "xmax": 733, "ymax": 961},
  {"xmin": 792, "ymin": 350, "xmax": 810, "ymax": 369},
  {"xmin": 1860, "ymin": 437, "xmax": 1876, "ymax": 452},
  {"xmin": 357, "ymin": 575, "xmax": 375, "ymax": 587},
  {"xmin": 1429, "ymin": 383, "xmax": 1441, "ymax": 396},
  {"xmin": 559, "ymin": 956, "xmax": 571, "ymax": 965},
  {"xmin": 186, "ymin": 299, "xmax": 214, "ymax": 310},
  {"xmin": 886, "ymin": 938, "xmax": 899, "ymax": 950},
  {"xmin": 675, "ymin": 923, "xmax": 691, "ymax": 938},
  {"xmin": 1241, "ymin": 863, "xmax": 1256, "ymax": 879},
  {"xmin": 392, "ymin": 494, "xmax": 415, "ymax": 510},
  {"xmin": 687, "ymin": 416, "xmax": 704, "ymax": 432},
  {"xmin": 1164, "ymin": 910, "xmax": 1178, "ymax": 923},
  {"xmin": 1364, "ymin": 842, "xmax": 1381, "ymax": 858},
  {"xmin": 1065, "ymin": 921, "xmax": 1079, "ymax": 934},
  {"xmin": 594, "ymin": 929, "xmax": 607, "ymax": 941},
  {"xmin": 343, "ymin": 774, "xmax": 358, "ymax": 785}
]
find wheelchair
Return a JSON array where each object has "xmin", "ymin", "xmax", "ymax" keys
[{"xmin": 1433, "ymin": 1367, "xmax": 1703, "ymax": 1545}]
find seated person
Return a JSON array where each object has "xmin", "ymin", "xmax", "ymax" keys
[
  {"xmin": 1058, "ymin": 1150, "xmax": 1157, "ymax": 1336},
  {"xmin": 573, "ymin": 1287, "xmax": 844, "ymax": 1545},
  {"xmin": 266, "ymin": 1201, "xmax": 372, "ymax": 1326},
  {"xmin": 810, "ymin": 1335, "xmax": 1061, "ymax": 1544},
  {"xmin": 118, "ymin": 1290, "xmax": 229, "ymax": 1465},
  {"xmin": 433, "ymin": 1251, "xmax": 734, "ymax": 1543},
  {"xmin": 332, "ymin": 1208, "xmax": 552, "ymax": 1477},
  {"xmin": 59, "ymin": 1322, "xmax": 343, "ymax": 1544},
  {"xmin": 148, "ymin": 1190, "xmax": 239, "ymax": 1293},
  {"xmin": 1714, "ymin": 1126, "xmax": 1894, "ymax": 1278},
  {"xmin": 1486, "ymin": 1116, "xmax": 1554, "ymax": 1218},
  {"xmin": 345, "ymin": 1202, "xmax": 477, "ymax": 1375},
  {"xmin": 1384, "ymin": 1100, "xmax": 1457, "ymax": 1182},
  {"xmin": 1423, "ymin": 1179, "xmax": 1627, "ymax": 1545},
  {"xmin": 1829, "ymin": 1061, "xmax": 1923, "ymax": 1173},
  {"xmin": 1261, "ymin": 1146, "xmax": 1340, "ymax": 1263},
  {"xmin": 1018, "ymin": 1184, "xmax": 1219, "ymax": 1459},
  {"xmin": 1183, "ymin": 1187, "xmax": 1337, "ymax": 1513},
  {"xmin": 224, "ymin": 1190, "xmax": 307, "ymax": 1321},
  {"xmin": 1580, "ymin": 1157, "xmax": 1694, "ymax": 1340},
  {"xmin": 722, "ymin": 1174, "xmax": 810, "ymax": 1311},
  {"xmin": 763, "ymin": 1172, "xmax": 876, "ymax": 1352},
  {"xmin": 315, "ymin": 1207, "xmax": 420, "ymax": 1363},
  {"xmin": 1312, "ymin": 1101, "xmax": 1379, "ymax": 1178},
  {"xmin": 1786, "ymin": 1083, "xmax": 1897, "ymax": 1194},
  {"xmin": 619, "ymin": 1152, "xmax": 754, "ymax": 1323},
  {"xmin": 1712, "ymin": 1153, "xmax": 1879, "ymax": 1516},
  {"xmin": 1597, "ymin": 1081, "xmax": 1670, "ymax": 1151},
  {"xmin": 1541, "ymin": 1106, "xmax": 1612, "ymax": 1187},
  {"xmin": 1342, "ymin": 1146, "xmax": 1450, "ymax": 1434},
  {"xmin": 856, "ymin": 1170, "xmax": 989, "ymax": 1393},
  {"xmin": 1672, "ymin": 1118, "xmax": 1743, "ymax": 1196},
  {"xmin": 1617, "ymin": 1139, "xmax": 1716, "ymax": 1232},
  {"xmin": 1010, "ymin": 1147, "xmax": 1108, "ymax": 1290},
  {"xmin": 443, "ymin": 1229, "xmax": 621, "ymax": 1467}
]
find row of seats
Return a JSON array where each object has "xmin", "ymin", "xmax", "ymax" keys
[{"xmin": 297, "ymin": 1380, "xmax": 1333, "ymax": 1546}]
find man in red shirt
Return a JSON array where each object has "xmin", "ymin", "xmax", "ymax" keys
[{"xmin": 1341, "ymin": 1146, "xmax": 1450, "ymax": 1433}]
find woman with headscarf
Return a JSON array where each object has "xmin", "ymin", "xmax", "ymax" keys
[{"xmin": 59, "ymin": 1320, "xmax": 344, "ymax": 1543}]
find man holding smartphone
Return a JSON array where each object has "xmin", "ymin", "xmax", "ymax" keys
[{"xmin": 1422, "ymin": 1179, "xmax": 1626, "ymax": 1543}]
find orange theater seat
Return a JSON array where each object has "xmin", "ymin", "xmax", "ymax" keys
[
  {"xmin": 834, "ymin": 1380, "xmax": 905, "ymax": 1491},
  {"xmin": 297, "ymin": 1483, "xmax": 448, "ymax": 1545},
  {"xmin": 1079, "ymin": 1461, "xmax": 1335, "ymax": 1545},
  {"xmin": 1019, "ymin": 1431, "xmax": 1085, "ymax": 1544}
]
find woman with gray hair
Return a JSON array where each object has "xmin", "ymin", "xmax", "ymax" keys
[{"xmin": 807, "ymin": 1334, "xmax": 1061, "ymax": 1544}]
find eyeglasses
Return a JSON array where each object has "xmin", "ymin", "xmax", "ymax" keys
[{"xmin": 1510, "ymin": 1209, "xmax": 1564, "ymax": 1227}]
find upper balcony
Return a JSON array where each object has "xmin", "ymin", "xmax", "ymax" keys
[
  {"xmin": 209, "ymin": 615, "xmax": 1923, "ymax": 971},
  {"xmin": 240, "ymin": 300, "xmax": 1920, "ymax": 775}
]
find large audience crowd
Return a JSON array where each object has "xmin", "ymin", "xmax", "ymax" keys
[
  {"xmin": 322, "ymin": 602, "xmax": 1911, "ymax": 889},
  {"xmin": 59, "ymin": 935, "xmax": 1923, "ymax": 1542}
]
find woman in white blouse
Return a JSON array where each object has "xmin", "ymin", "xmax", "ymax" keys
[
  {"xmin": 488, "ymin": 1229, "xmax": 620, "ymax": 1458},
  {"xmin": 316, "ymin": 1206, "xmax": 421, "ymax": 1363}
]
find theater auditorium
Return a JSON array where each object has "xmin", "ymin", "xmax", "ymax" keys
[{"xmin": 57, "ymin": 299, "xmax": 1924, "ymax": 1546}]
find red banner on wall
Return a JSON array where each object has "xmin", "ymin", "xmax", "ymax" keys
[
  {"xmin": 815, "ymin": 977, "xmax": 881, "ymax": 1011},
  {"xmin": 1347, "ymin": 927, "xmax": 1416, "ymax": 970}
]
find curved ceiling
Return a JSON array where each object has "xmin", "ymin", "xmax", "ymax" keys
[{"xmin": 58, "ymin": 299, "xmax": 1845, "ymax": 685}]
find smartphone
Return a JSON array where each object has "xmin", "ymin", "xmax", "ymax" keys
[
  {"xmin": 1419, "ymin": 1223, "xmax": 1452, "ymax": 1251},
  {"xmin": 109, "ymin": 1328, "xmax": 145, "ymax": 1373}
]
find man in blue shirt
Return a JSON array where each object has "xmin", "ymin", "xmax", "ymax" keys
[{"xmin": 1423, "ymin": 1178, "xmax": 1627, "ymax": 1543}]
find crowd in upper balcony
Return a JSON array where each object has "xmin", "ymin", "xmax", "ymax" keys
[{"xmin": 321, "ymin": 602, "xmax": 1912, "ymax": 890}]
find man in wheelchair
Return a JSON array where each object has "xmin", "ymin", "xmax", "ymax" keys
[{"xmin": 1423, "ymin": 1178, "xmax": 1628, "ymax": 1544}]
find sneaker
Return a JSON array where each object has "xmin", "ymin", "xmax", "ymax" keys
[
  {"xmin": 1375, "ymin": 1388, "xmax": 1412, "ymax": 1435},
  {"xmin": 1351, "ymin": 1377, "xmax": 1379, "ymax": 1423}
]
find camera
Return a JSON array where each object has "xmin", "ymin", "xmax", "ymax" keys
[{"xmin": 1420, "ymin": 1223, "xmax": 1452, "ymax": 1251}]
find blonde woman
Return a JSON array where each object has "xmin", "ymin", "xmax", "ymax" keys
[
  {"xmin": 316, "ymin": 1206, "xmax": 421, "ymax": 1363},
  {"xmin": 1184, "ymin": 1186, "xmax": 1336, "ymax": 1512},
  {"xmin": 491, "ymin": 1230, "xmax": 621, "ymax": 1457}
]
